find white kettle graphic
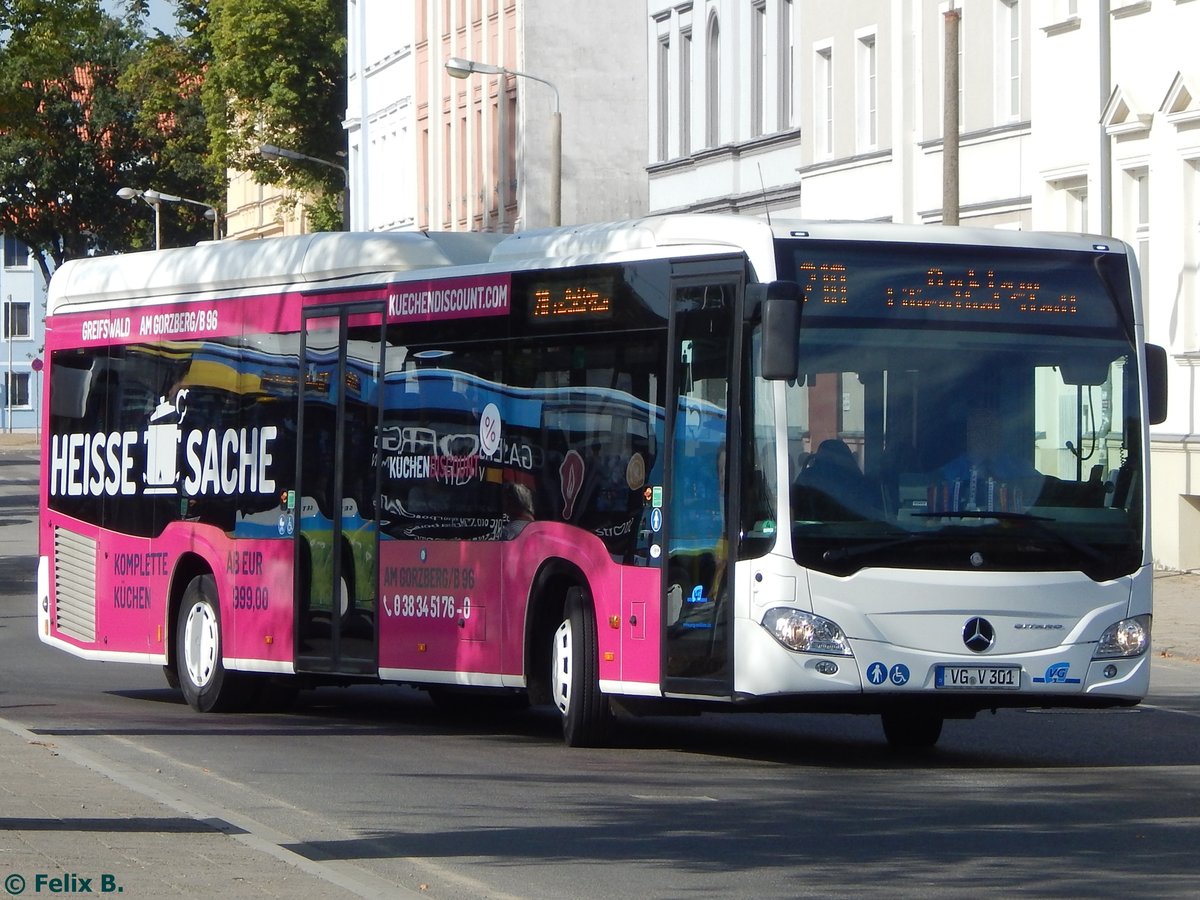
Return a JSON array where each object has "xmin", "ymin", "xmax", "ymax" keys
[{"xmin": 143, "ymin": 390, "xmax": 188, "ymax": 495}]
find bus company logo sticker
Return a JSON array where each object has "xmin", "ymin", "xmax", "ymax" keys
[
  {"xmin": 889, "ymin": 664, "xmax": 910, "ymax": 686},
  {"xmin": 479, "ymin": 403, "xmax": 502, "ymax": 457},
  {"xmin": 867, "ymin": 662, "xmax": 888, "ymax": 685},
  {"xmin": 1033, "ymin": 662, "xmax": 1081, "ymax": 684}
]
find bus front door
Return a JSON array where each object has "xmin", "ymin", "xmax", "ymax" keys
[
  {"xmin": 664, "ymin": 268, "xmax": 740, "ymax": 694},
  {"xmin": 295, "ymin": 304, "xmax": 385, "ymax": 676}
]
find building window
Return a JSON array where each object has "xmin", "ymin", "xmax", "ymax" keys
[
  {"xmin": 680, "ymin": 28, "xmax": 692, "ymax": 156},
  {"xmin": 1066, "ymin": 185, "xmax": 1088, "ymax": 233},
  {"xmin": 657, "ymin": 35, "xmax": 671, "ymax": 160},
  {"xmin": 778, "ymin": 0, "xmax": 793, "ymax": 129},
  {"xmin": 998, "ymin": 0, "xmax": 1021, "ymax": 121},
  {"xmin": 1186, "ymin": 160, "xmax": 1200, "ymax": 351},
  {"xmin": 1128, "ymin": 167, "xmax": 1150, "ymax": 320},
  {"xmin": 751, "ymin": 1, "xmax": 766, "ymax": 137},
  {"xmin": 3, "ymin": 234, "xmax": 29, "ymax": 268},
  {"xmin": 3, "ymin": 301, "xmax": 30, "ymax": 339},
  {"xmin": 706, "ymin": 13, "xmax": 720, "ymax": 147},
  {"xmin": 815, "ymin": 43, "xmax": 833, "ymax": 158},
  {"xmin": 856, "ymin": 31, "xmax": 877, "ymax": 151},
  {"xmin": 4, "ymin": 372, "xmax": 30, "ymax": 408}
]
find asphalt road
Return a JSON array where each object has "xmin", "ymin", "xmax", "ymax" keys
[{"xmin": 4, "ymin": 447, "xmax": 1200, "ymax": 898}]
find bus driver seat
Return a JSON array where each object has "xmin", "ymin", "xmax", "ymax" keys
[{"xmin": 792, "ymin": 439, "xmax": 881, "ymax": 521}]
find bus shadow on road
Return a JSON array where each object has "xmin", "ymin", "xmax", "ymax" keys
[{"xmin": 92, "ymin": 681, "xmax": 1200, "ymax": 771}]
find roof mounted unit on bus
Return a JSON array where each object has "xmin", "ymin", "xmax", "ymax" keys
[{"xmin": 489, "ymin": 214, "xmax": 779, "ymax": 274}]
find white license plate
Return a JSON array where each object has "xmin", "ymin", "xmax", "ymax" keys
[{"xmin": 935, "ymin": 665, "xmax": 1020, "ymax": 690}]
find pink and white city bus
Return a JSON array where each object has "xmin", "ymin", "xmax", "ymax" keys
[{"xmin": 36, "ymin": 216, "xmax": 1167, "ymax": 748}]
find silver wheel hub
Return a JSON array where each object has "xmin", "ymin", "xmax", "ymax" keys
[
  {"xmin": 183, "ymin": 600, "xmax": 219, "ymax": 689},
  {"xmin": 552, "ymin": 618, "xmax": 573, "ymax": 716}
]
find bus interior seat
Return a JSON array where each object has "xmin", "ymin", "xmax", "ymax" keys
[{"xmin": 792, "ymin": 439, "xmax": 882, "ymax": 521}]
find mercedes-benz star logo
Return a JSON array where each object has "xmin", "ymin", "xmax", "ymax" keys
[{"xmin": 963, "ymin": 617, "xmax": 996, "ymax": 653}]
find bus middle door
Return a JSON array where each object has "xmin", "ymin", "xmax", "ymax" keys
[{"xmin": 295, "ymin": 304, "xmax": 385, "ymax": 676}]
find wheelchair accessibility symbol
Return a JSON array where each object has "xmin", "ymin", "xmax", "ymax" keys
[{"xmin": 889, "ymin": 664, "xmax": 910, "ymax": 686}]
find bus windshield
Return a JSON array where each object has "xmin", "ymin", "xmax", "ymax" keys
[{"xmin": 774, "ymin": 239, "xmax": 1144, "ymax": 583}]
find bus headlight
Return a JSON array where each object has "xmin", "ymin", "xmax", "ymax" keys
[
  {"xmin": 761, "ymin": 607, "xmax": 852, "ymax": 656},
  {"xmin": 1093, "ymin": 614, "xmax": 1151, "ymax": 659}
]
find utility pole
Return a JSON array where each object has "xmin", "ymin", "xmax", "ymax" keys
[{"xmin": 943, "ymin": 6, "xmax": 961, "ymax": 226}]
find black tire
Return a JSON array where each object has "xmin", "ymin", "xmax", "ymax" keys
[
  {"xmin": 551, "ymin": 586, "xmax": 611, "ymax": 747},
  {"xmin": 176, "ymin": 574, "xmax": 238, "ymax": 712},
  {"xmin": 881, "ymin": 710, "xmax": 944, "ymax": 750}
]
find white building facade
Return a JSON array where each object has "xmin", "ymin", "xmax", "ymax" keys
[
  {"xmin": 345, "ymin": 0, "xmax": 649, "ymax": 233},
  {"xmin": 646, "ymin": 0, "xmax": 1034, "ymax": 228}
]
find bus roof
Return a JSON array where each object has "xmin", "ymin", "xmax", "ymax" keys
[{"xmin": 47, "ymin": 230, "xmax": 505, "ymax": 314}]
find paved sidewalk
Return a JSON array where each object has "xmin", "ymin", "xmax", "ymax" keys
[
  {"xmin": 1151, "ymin": 570, "xmax": 1200, "ymax": 663},
  {"xmin": 0, "ymin": 719, "xmax": 386, "ymax": 899},
  {"xmin": 0, "ymin": 433, "xmax": 38, "ymax": 451}
]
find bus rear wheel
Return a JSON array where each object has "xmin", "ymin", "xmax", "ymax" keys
[
  {"xmin": 177, "ymin": 574, "xmax": 238, "ymax": 713},
  {"xmin": 551, "ymin": 587, "xmax": 611, "ymax": 747}
]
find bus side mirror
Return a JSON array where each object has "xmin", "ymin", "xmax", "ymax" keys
[
  {"xmin": 753, "ymin": 281, "xmax": 802, "ymax": 381},
  {"xmin": 1146, "ymin": 342, "xmax": 1168, "ymax": 425}
]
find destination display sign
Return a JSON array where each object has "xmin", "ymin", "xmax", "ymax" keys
[{"xmin": 777, "ymin": 240, "xmax": 1131, "ymax": 330}]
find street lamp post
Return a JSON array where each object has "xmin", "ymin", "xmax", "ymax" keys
[
  {"xmin": 445, "ymin": 56, "xmax": 561, "ymax": 227},
  {"xmin": 258, "ymin": 144, "xmax": 350, "ymax": 230},
  {"xmin": 146, "ymin": 190, "xmax": 220, "ymax": 242},
  {"xmin": 118, "ymin": 187, "xmax": 220, "ymax": 248}
]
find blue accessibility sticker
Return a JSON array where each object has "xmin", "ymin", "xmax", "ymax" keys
[
  {"xmin": 866, "ymin": 662, "xmax": 888, "ymax": 685},
  {"xmin": 1033, "ymin": 661, "xmax": 1081, "ymax": 684},
  {"xmin": 889, "ymin": 664, "xmax": 911, "ymax": 686}
]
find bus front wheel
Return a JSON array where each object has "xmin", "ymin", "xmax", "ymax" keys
[
  {"xmin": 177, "ymin": 574, "xmax": 237, "ymax": 713},
  {"xmin": 551, "ymin": 587, "xmax": 611, "ymax": 747}
]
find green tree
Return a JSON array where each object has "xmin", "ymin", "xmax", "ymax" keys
[
  {"xmin": 201, "ymin": 0, "xmax": 347, "ymax": 230},
  {"xmin": 0, "ymin": 0, "xmax": 214, "ymax": 280}
]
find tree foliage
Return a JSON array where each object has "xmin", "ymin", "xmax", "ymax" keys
[
  {"xmin": 200, "ymin": 0, "xmax": 347, "ymax": 230},
  {"xmin": 0, "ymin": 0, "xmax": 215, "ymax": 281},
  {"xmin": 0, "ymin": 0, "xmax": 349, "ymax": 281}
]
